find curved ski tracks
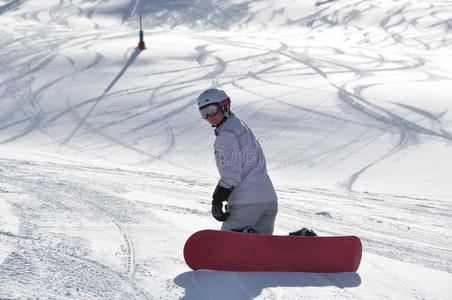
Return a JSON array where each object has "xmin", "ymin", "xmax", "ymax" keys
[
  {"xmin": 0, "ymin": 160, "xmax": 151, "ymax": 299},
  {"xmin": 202, "ymin": 0, "xmax": 452, "ymax": 191}
]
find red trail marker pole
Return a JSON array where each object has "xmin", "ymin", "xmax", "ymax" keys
[{"xmin": 138, "ymin": 14, "xmax": 146, "ymax": 50}]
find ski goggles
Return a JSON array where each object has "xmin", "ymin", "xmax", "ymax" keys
[{"xmin": 199, "ymin": 104, "xmax": 219, "ymax": 119}]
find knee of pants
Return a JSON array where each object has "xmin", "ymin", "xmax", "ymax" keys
[{"xmin": 255, "ymin": 215, "xmax": 276, "ymax": 235}]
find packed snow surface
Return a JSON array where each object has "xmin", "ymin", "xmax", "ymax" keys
[{"xmin": 1, "ymin": 0, "xmax": 452, "ymax": 299}]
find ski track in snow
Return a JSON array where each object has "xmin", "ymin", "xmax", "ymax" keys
[
  {"xmin": 1, "ymin": 0, "xmax": 452, "ymax": 299},
  {"xmin": 0, "ymin": 159, "xmax": 152, "ymax": 299}
]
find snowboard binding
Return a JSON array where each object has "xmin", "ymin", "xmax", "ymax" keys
[
  {"xmin": 289, "ymin": 228, "xmax": 318, "ymax": 237},
  {"xmin": 231, "ymin": 226, "xmax": 260, "ymax": 234}
]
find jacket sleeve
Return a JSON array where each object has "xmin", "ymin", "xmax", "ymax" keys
[{"xmin": 214, "ymin": 130, "xmax": 242, "ymax": 189}]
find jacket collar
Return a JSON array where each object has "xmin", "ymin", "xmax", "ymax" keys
[{"xmin": 214, "ymin": 116, "xmax": 229, "ymax": 136}]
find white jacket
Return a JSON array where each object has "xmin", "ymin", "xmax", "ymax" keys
[{"xmin": 214, "ymin": 114, "xmax": 278, "ymax": 205}]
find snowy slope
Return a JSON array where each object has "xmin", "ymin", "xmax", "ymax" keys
[{"xmin": 1, "ymin": 0, "xmax": 452, "ymax": 299}]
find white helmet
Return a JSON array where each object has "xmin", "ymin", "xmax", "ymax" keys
[{"xmin": 197, "ymin": 88, "xmax": 230, "ymax": 109}]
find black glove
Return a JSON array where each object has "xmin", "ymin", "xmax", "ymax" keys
[{"xmin": 211, "ymin": 185, "xmax": 233, "ymax": 222}]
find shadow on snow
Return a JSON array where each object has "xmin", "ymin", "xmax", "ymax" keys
[{"xmin": 174, "ymin": 270, "xmax": 361, "ymax": 299}]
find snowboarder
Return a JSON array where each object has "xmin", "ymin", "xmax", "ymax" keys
[{"xmin": 197, "ymin": 88, "xmax": 278, "ymax": 234}]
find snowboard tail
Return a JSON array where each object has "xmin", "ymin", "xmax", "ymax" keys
[{"xmin": 184, "ymin": 230, "xmax": 362, "ymax": 272}]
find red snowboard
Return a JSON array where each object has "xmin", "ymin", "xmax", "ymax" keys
[{"xmin": 184, "ymin": 230, "xmax": 362, "ymax": 272}]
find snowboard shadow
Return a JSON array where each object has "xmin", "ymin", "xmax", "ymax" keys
[{"xmin": 174, "ymin": 270, "xmax": 361, "ymax": 299}]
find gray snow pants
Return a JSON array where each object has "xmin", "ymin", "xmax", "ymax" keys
[{"xmin": 221, "ymin": 201, "xmax": 278, "ymax": 235}]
